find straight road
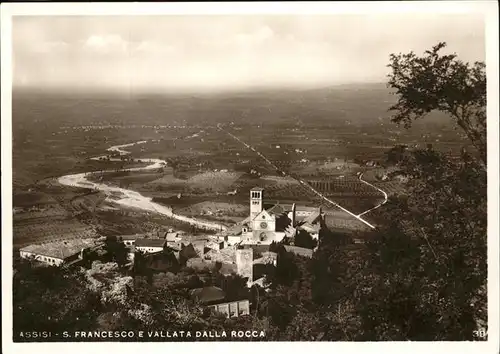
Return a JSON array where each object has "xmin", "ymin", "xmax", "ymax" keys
[{"xmin": 218, "ymin": 124, "xmax": 381, "ymax": 229}]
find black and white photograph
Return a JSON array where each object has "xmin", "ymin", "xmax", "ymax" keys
[{"xmin": 1, "ymin": 1, "xmax": 499, "ymax": 352}]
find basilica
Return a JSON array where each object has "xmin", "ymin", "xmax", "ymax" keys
[{"xmin": 225, "ymin": 187, "xmax": 325, "ymax": 245}]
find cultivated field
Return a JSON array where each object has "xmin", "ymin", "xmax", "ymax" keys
[{"xmin": 12, "ymin": 85, "xmax": 468, "ymax": 243}]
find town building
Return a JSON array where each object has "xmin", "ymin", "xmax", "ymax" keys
[
  {"xmin": 204, "ymin": 247, "xmax": 237, "ymax": 264},
  {"xmin": 210, "ymin": 299, "xmax": 250, "ymax": 318},
  {"xmin": 236, "ymin": 248, "xmax": 253, "ymax": 286},
  {"xmin": 164, "ymin": 232, "xmax": 182, "ymax": 243},
  {"xmin": 117, "ymin": 234, "xmax": 142, "ymax": 247},
  {"xmin": 190, "ymin": 239, "xmax": 208, "ymax": 257},
  {"xmin": 223, "ymin": 187, "xmax": 325, "ymax": 245},
  {"xmin": 226, "ymin": 234, "xmax": 243, "ymax": 246},
  {"xmin": 135, "ymin": 238, "xmax": 167, "ymax": 253},
  {"xmin": 186, "ymin": 258, "xmax": 237, "ymax": 275},
  {"xmin": 190, "ymin": 286, "xmax": 250, "ymax": 318},
  {"xmin": 206, "ymin": 240, "xmax": 225, "ymax": 251},
  {"xmin": 19, "ymin": 238, "xmax": 100, "ymax": 266},
  {"xmin": 284, "ymin": 245, "xmax": 314, "ymax": 258},
  {"xmin": 253, "ymin": 251, "xmax": 278, "ymax": 266},
  {"xmin": 125, "ymin": 245, "xmax": 135, "ymax": 263}
]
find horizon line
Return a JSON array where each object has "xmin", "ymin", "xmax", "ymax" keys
[{"xmin": 12, "ymin": 81, "xmax": 390, "ymax": 96}]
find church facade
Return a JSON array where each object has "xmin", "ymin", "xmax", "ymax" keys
[
  {"xmin": 225, "ymin": 187, "xmax": 325, "ymax": 246},
  {"xmin": 241, "ymin": 187, "xmax": 284, "ymax": 244}
]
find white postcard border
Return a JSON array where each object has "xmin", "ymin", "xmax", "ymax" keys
[{"xmin": 1, "ymin": 2, "xmax": 499, "ymax": 354}]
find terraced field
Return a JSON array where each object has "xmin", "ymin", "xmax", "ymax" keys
[
  {"xmin": 372, "ymin": 180, "xmax": 408, "ymax": 196},
  {"xmin": 13, "ymin": 217, "xmax": 97, "ymax": 248}
]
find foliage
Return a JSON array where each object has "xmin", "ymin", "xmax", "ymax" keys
[
  {"xmin": 387, "ymin": 42, "xmax": 486, "ymax": 164},
  {"xmin": 359, "ymin": 147, "xmax": 486, "ymax": 340},
  {"xmin": 357, "ymin": 42, "xmax": 487, "ymax": 339},
  {"xmin": 13, "ymin": 262, "xmax": 102, "ymax": 340},
  {"xmin": 294, "ymin": 229, "xmax": 317, "ymax": 249},
  {"xmin": 104, "ymin": 235, "xmax": 129, "ymax": 267}
]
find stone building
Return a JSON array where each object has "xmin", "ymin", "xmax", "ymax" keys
[
  {"xmin": 19, "ymin": 238, "xmax": 100, "ymax": 266},
  {"xmin": 236, "ymin": 248, "xmax": 253, "ymax": 286},
  {"xmin": 190, "ymin": 286, "xmax": 250, "ymax": 318},
  {"xmin": 224, "ymin": 187, "xmax": 325, "ymax": 245}
]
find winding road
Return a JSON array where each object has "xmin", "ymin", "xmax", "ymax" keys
[
  {"xmin": 57, "ymin": 125, "xmax": 387, "ymax": 232},
  {"xmin": 218, "ymin": 124, "xmax": 388, "ymax": 229},
  {"xmin": 357, "ymin": 173, "xmax": 388, "ymax": 217},
  {"xmin": 57, "ymin": 140, "xmax": 226, "ymax": 232}
]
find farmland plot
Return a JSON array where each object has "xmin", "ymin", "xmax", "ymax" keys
[{"xmin": 13, "ymin": 217, "xmax": 97, "ymax": 248}]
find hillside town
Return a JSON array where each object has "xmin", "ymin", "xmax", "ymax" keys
[{"xmin": 19, "ymin": 187, "xmax": 321, "ymax": 318}]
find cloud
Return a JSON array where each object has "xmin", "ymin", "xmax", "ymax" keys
[
  {"xmin": 234, "ymin": 25, "xmax": 274, "ymax": 47},
  {"xmin": 134, "ymin": 41, "xmax": 176, "ymax": 55},
  {"xmin": 84, "ymin": 34, "xmax": 129, "ymax": 52},
  {"xmin": 30, "ymin": 41, "xmax": 68, "ymax": 54},
  {"xmin": 12, "ymin": 15, "xmax": 485, "ymax": 92}
]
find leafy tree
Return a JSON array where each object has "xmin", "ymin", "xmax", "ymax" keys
[
  {"xmin": 357, "ymin": 43, "xmax": 488, "ymax": 340},
  {"xmin": 387, "ymin": 42, "xmax": 486, "ymax": 165},
  {"xmin": 104, "ymin": 236, "xmax": 129, "ymax": 267},
  {"xmin": 13, "ymin": 263, "xmax": 101, "ymax": 341},
  {"xmin": 385, "ymin": 144, "xmax": 408, "ymax": 165},
  {"xmin": 215, "ymin": 274, "xmax": 249, "ymax": 302},
  {"xmin": 294, "ymin": 229, "xmax": 317, "ymax": 249},
  {"xmin": 270, "ymin": 245, "xmax": 300, "ymax": 287}
]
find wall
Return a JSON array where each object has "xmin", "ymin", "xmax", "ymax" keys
[
  {"xmin": 296, "ymin": 210, "xmax": 313, "ymax": 217},
  {"xmin": 136, "ymin": 246, "xmax": 164, "ymax": 253},
  {"xmin": 242, "ymin": 231, "xmax": 286, "ymax": 245},
  {"xmin": 251, "ymin": 210, "xmax": 276, "ymax": 233},
  {"xmin": 19, "ymin": 251, "xmax": 64, "ymax": 266},
  {"xmin": 211, "ymin": 299, "xmax": 250, "ymax": 318},
  {"xmin": 236, "ymin": 248, "xmax": 253, "ymax": 284},
  {"xmin": 227, "ymin": 236, "xmax": 241, "ymax": 246}
]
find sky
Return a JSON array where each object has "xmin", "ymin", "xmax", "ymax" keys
[{"xmin": 12, "ymin": 14, "xmax": 485, "ymax": 93}]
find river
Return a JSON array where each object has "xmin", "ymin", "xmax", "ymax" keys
[{"xmin": 57, "ymin": 141, "xmax": 226, "ymax": 232}]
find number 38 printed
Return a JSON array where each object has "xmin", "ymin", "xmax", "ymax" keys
[{"xmin": 473, "ymin": 328, "xmax": 488, "ymax": 339}]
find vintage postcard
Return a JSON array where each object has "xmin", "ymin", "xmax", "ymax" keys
[{"xmin": 1, "ymin": 1, "xmax": 499, "ymax": 354}]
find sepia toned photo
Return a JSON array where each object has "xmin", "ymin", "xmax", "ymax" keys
[{"xmin": 1, "ymin": 1, "xmax": 499, "ymax": 352}]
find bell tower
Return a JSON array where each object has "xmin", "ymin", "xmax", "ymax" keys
[{"xmin": 250, "ymin": 187, "xmax": 263, "ymax": 220}]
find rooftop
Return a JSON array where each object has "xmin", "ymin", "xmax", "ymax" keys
[
  {"xmin": 190, "ymin": 286, "xmax": 226, "ymax": 304},
  {"xmin": 116, "ymin": 234, "xmax": 143, "ymax": 241},
  {"xmin": 283, "ymin": 204, "xmax": 319, "ymax": 213},
  {"xmin": 205, "ymin": 247, "xmax": 237, "ymax": 264},
  {"xmin": 284, "ymin": 245, "xmax": 314, "ymax": 258},
  {"xmin": 135, "ymin": 238, "xmax": 166, "ymax": 248},
  {"xmin": 190, "ymin": 239, "xmax": 208, "ymax": 245},
  {"xmin": 250, "ymin": 187, "xmax": 264, "ymax": 191},
  {"xmin": 20, "ymin": 238, "xmax": 99, "ymax": 260},
  {"xmin": 243, "ymin": 244, "xmax": 270, "ymax": 255},
  {"xmin": 253, "ymin": 251, "xmax": 278, "ymax": 265},
  {"xmin": 165, "ymin": 232, "xmax": 179, "ymax": 242},
  {"xmin": 300, "ymin": 222, "xmax": 321, "ymax": 233},
  {"xmin": 303, "ymin": 209, "xmax": 322, "ymax": 224},
  {"xmin": 266, "ymin": 204, "xmax": 287, "ymax": 216},
  {"xmin": 166, "ymin": 241, "xmax": 184, "ymax": 252},
  {"xmin": 226, "ymin": 224, "xmax": 243, "ymax": 236}
]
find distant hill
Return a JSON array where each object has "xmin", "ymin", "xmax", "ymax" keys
[{"xmin": 13, "ymin": 83, "xmax": 451, "ymax": 128}]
